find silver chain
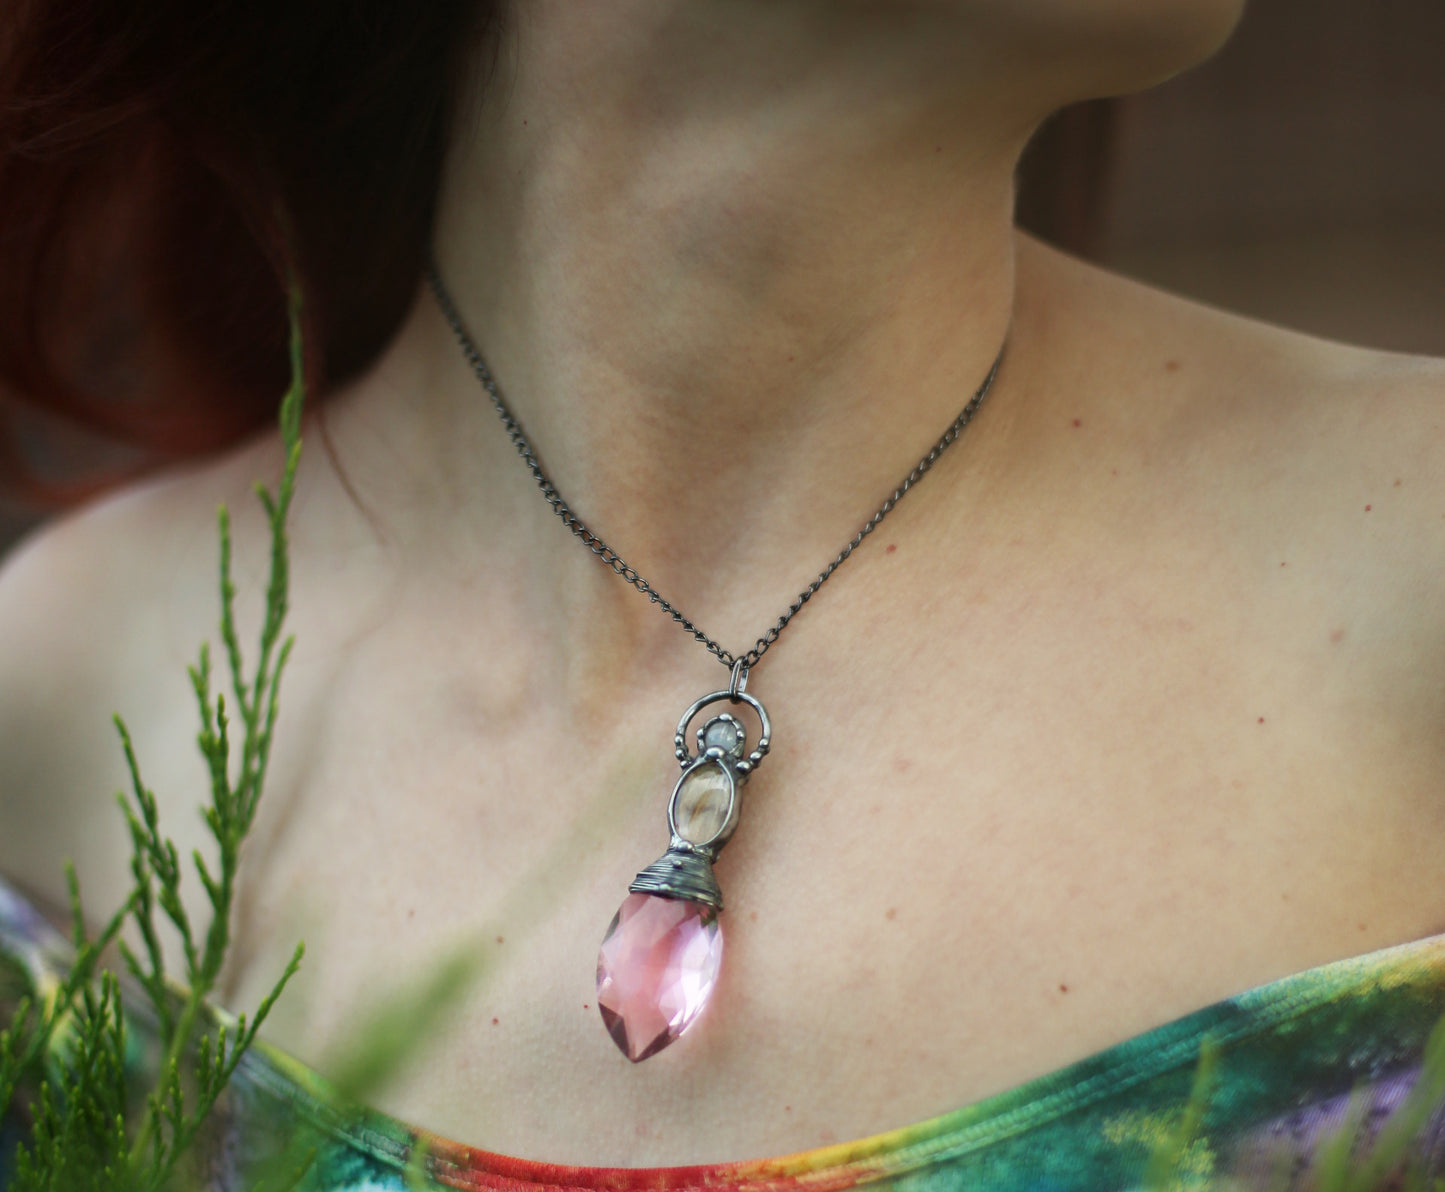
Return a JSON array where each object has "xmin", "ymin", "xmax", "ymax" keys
[{"xmin": 426, "ymin": 260, "xmax": 1005, "ymax": 675}]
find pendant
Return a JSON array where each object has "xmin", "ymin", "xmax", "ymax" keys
[{"xmin": 596, "ymin": 662, "xmax": 770, "ymax": 1062}]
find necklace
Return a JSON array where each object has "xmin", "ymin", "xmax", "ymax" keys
[{"xmin": 426, "ymin": 261, "xmax": 1006, "ymax": 1063}]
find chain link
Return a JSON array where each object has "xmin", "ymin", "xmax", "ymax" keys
[{"xmin": 426, "ymin": 260, "xmax": 1005, "ymax": 673}]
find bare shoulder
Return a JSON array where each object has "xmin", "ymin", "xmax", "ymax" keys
[
  {"xmin": 0, "ymin": 431, "xmax": 294, "ymax": 910},
  {"xmin": 1015, "ymin": 228, "xmax": 1445, "ymax": 524},
  {"xmin": 1015, "ymin": 227, "xmax": 1445, "ymax": 722}
]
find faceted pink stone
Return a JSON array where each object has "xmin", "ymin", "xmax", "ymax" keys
[{"xmin": 596, "ymin": 892, "xmax": 723, "ymax": 1062}]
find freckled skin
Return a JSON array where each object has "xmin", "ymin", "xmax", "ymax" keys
[{"xmin": 3, "ymin": 0, "xmax": 1443, "ymax": 1170}]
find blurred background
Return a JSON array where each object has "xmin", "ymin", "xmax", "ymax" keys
[
  {"xmin": 2, "ymin": 0, "xmax": 1443, "ymax": 552},
  {"xmin": 1017, "ymin": 0, "xmax": 1445, "ymax": 355}
]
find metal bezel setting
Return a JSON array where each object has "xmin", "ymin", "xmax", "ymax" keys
[
  {"xmin": 673, "ymin": 688, "xmax": 771, "ymax": 778},
  {"xmin": 629, "ymin": 684, "xmax": 774, "ymax": 910},
  {"xmin": 666, "ymin": 755, "xmax": 740, "ymax": 853}
]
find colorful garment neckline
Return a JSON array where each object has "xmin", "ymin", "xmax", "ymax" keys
[
  {"xmin": 242, "ymin": 927, "xmax": 1445, "ymax": 1190},
  {"xmin": 5, "ymin": 873, "xmax": 1445, "ymax": 1190}
]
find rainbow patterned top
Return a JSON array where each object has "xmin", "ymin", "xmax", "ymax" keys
[{"xmin": 5, "ymin": 875, "xmax": 1445, "ymax": 1191}]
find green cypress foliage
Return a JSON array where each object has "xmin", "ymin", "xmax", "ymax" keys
[{"xmin": 0, "ymin": 281, "xmax": 307, "ymax": 1191}]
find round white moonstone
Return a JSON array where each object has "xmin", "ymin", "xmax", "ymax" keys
[{"xmin": 703, "ymin": 718, "xmax": 743, "ymax": 755}]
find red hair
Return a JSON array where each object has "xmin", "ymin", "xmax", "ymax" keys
[{"xmin": 0, "ymin": 0, "xmax": 501, "ymax": 501}]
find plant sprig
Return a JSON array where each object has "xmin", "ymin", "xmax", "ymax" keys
[
  {"xmin": 0, "ymin": 866, "xmax": 134, "ymax": 1128},
  {"xmin": 0, "ymin": 279, "xmax": 308, "ymax": 1192},
  {"xmin": 1143, "ymin": 1010, "xmax": 1445, "ymax": 1191}
]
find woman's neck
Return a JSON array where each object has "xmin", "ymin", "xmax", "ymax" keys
[{"xmin": 337, "ymin": 1, "xmax": 1228, "ymax": 677}]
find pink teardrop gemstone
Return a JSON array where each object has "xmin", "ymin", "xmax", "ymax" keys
[{"xmin": 596, "ymin": 892, "xmax": 723, "ymax": 1062}]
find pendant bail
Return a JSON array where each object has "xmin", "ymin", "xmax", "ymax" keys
[{"xmin": 729, "ymin": 658, "xmax": 749, "ymax": 699}]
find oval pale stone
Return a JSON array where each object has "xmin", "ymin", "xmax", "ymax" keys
[
  {"xmin": 596, "ymin": 892, "xmax": 723, "ymax": 1062},
  {"xmin": 672, "ymin": 762, "xmax": 733, "ymax": 845}
]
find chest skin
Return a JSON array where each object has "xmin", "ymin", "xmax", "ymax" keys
[
  {"xmin": 209, "ymin": 442, "xmax": 1445, "ymax": 1167},
  {"xmin": 5, "ymin": 240, "xmax": 1441, "ymax": 1168}
]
